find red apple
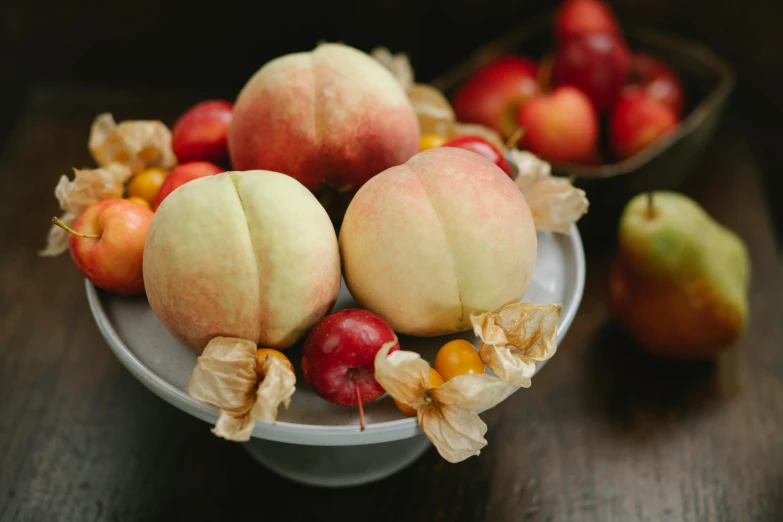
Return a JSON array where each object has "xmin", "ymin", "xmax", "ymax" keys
[
  {"xmin": 555, "ymin": 0, "xmax": 621, "ymax": 39},
  {"xmin": 442, "ymin": 135, "xmax": 513, "ymax": 178},
  {"xmin": 452, "ymin": 56, "xmax": 539, "ymax": 139},
  {"xmin": 302, "ymin": 309, "xmax": 399, "ymax": 430},
  {"xmin": 54, "ymin": 199, "xmax": 153, "ymax": 295},
  {"xmin": 551, "ymin": 33, "xmax": 631, "ymax": 112},
  {"xmin": 609, "ymin": 86, "xmax": 679, "ymax": 159},
  {"xmin": 153, "ymin": 161, "xmax": 224, "ymax": 210},
  {"xmin": 630, "ymin": 52, "xmax": 685, "ymax": 116},
  {"xmin": 517, "ymin": 86, "xmax": 598, "ymax": 162},
  {"xmin": 172, "ymin": 100, "xmax": 233, "ymax": 165}
]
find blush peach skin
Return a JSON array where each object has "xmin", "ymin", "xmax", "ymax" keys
[
  {"xmin": 228, "ymin": 43, "xmax": 420, "ymax": 193},
  {"xmin": 143, "ymin": 171, "xmax": 341, "ymax": 353},
  {"xmin": 339, "ymin": 147, "xmax": 538, "ymax": 336}
]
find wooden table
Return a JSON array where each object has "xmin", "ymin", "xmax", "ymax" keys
[{"xmin": 1, "ymin": 87, "xmax": 781, "ymax": 522}]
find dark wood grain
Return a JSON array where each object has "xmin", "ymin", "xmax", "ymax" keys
[{"xmin": 1, "ymin": 87, "xmax": 782, "ymax": 522}]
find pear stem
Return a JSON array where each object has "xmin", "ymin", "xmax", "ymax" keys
[
  {"xmin": 52, "ymin": 217, "xmax": 100, "ymax": 239},
  {"xmin": 505, "ymin": 127, "xmax": 525, "ymax": 150},
  {"xmin": 646, "ymin": 192, "xmax": 655, "ymax": 219},
  {"xmin": 351, "ymin": 371, "xmax": 365, "ymax": 432}
]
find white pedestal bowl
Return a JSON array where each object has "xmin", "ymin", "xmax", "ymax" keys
[{"xmin": 86, "ymin": 227, "xmax": 585, "ymax": 487}]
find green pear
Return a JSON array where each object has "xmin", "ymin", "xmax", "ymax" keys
[{"xmin": 609, "ymin": 191, "xmax": 750, "ymax": 358}]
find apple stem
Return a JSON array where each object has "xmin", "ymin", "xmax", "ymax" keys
[
  {"xmin": 646, "ymin": 192, "xmax": 655, "ymax": 219},
  {"xmin": 351, "ymin": 371, "xmax": 366, "ymax": 432},
  {"xmin": 52, "ymin": 217, "xmax": 100, "ymax": 239},
  {"xmin": 505, "ymin": 127, "xmax": 525, "ymax": 150}
]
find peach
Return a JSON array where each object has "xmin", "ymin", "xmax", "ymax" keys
[
  {"xmin": 228, "ymin": 43, "xmax": 420, "ymax": 194},
  {"xmin": 143, "ymin": 171, "xmax": 341, "ymax": 352},
  {"xmin": 339, "ymin": 147, "xmax": 537, "ymax": 336}
]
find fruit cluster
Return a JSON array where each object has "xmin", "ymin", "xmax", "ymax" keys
[
  {"xmin": 40, "ymin": 103, "xmax": 232, "ymax": 293},
  {"xmin": 42, "ymin": 42, "xmax": 587, "ymax": 464},
  {"xmin": 41, "ymin": 27, "xmax": 748, "ymax": 464},
  {"xmin": 302, "ymin": 310, "xmax": 486, "ymax": 420},
  {"xmin": 451, "ymin": 0, "xmax": 684, "ymax": 164}
]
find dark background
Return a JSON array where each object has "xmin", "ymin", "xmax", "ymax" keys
[{"xmin": 1, "ymin": 0, "xmax": 782, "ymax": 243}]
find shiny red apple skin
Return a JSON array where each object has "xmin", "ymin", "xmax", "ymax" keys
[
  {"xmin": 610, "ymin": 86, "xmax": 679, "ymax": 159},
  {"xmin": 442, "ymin": 135, "xmax": 513, "ymax": 177},
  {"xmin": 517, "ymin": 86, "xmax": 598, "ymax": 163},
  {"xmin": 153, "ymin": 161, "xmax": 224, "ymax": 210},
  {"xmin": 555, "ymin": 0, "xmax": 621, "ymax": 38},
  {"xmin": 302, "ymin": 309, "xmax": 399, "ymax": 407},
  {"xmin": 68, "ymin": 199, "xmax": 153, "ymax": 295},
  {"xmin": 452, "ymin": 56, "xmax": 539, "ymax": 138},
  {"xmin": 630, "ymin": 52, "xmax": 685, "ymax": 116},
  {"xmin": 171, "ymin": 100, "xmax": 233, "ymax": 164},
  {"xmin": 551, "ymin": 33, "xmax": 631, "ymax": 112}
]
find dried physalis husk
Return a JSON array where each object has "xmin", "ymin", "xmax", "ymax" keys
[
  {"xmin": 511, "ymin": 150, "xmax": 589, "ymax": 235},
  {"xmin": 374, "ymin": 344, "xmax": 513, "ymax": 463},
  {"xmin": 89, "ymin": 113, "xmax": 176, "ymax": 174},
  {"xmin": 407, "ymin": 84, "xmax": 455, "ymax": 137},
  {"xmin": 448, "ymin": 122, "xmax": 507, "ymax": 152},
  {"xmin": 525, "ymin": 178, "xmax": 590, "ymax": 235},
  {"xmin": 512, "ymin": 149, "xmax": 552, "ymax": 190},
  {"xmin": 370, "ymin": 48, "xmax": 457, "ymax": 137},
  {"xmin": 371, "ymin": 47, "xmax": 414, "ymax": 91},
  {"xmin": 39, "ymin": 163, "xmax": 133, "ymax": 257},
  {"xmin": 470, "ymin": 302, "xmax": 561, "ymax": 388},
  {"xmin": 55, "ymin": 163, "xmax": 132, "ymax": 215},
  {"xmin": 188, "ymin": 337, "xmax": 296, "ymax": 442}
]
